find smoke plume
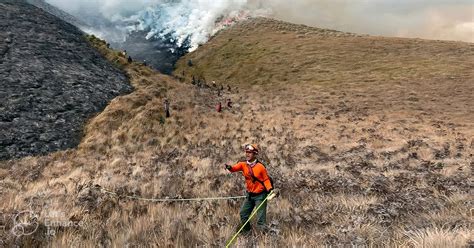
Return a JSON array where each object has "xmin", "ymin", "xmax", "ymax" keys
[{"xmin": 45, "ymin": 0, "xmax": 473, "ymax": 48}]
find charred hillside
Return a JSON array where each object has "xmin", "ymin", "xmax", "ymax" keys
[{"xmin": 0, "ymin": 0, "xmax": 132, "ymax": 160}]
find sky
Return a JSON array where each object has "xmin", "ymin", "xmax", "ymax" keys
[{"xmin": 263, "ymin": 0, "xmax": 473, "ymax": 42}]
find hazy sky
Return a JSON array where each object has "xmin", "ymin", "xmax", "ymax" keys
[
  {"xmin": 264, "ymin": 0, "xmax": 474, "ymax": 42},
  {"xmin": 46, "ymin": 0, "xmax": 474, "ymax": 43}
]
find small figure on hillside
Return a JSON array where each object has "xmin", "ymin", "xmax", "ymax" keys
[
  {"xmin": 220, "ymin": 84, "xmax": 224, "ymax": 91},
  {"xmin": 106, "ymin": 43, "xmax": 110, "ymax": 48},
  {"xmin": 143, "ymin": 60, "xmax": 147, "ymax": 66},
  {"xmin": 226, "ymin": 98, "xmax": 233, "ymax": 108},
  {"xmin": 212, "ymin": 81, "xmax": 217, "ymax": 88},
  {"xmin": 127, "ymin": 56, "xmax": 133, "ymax": 63},
  {"xmin": 191, "ymin": 75, "xmax": 196, "ymax": 85},
  {"xmin": 227, "ymin": 85, "xmax": 232, "ymax": 92},
  {"xmin": 216, "ymin": 102, "xmax": 222, "ymax": 112},
  {"xmin": 187, "ymin": 59, "xmax": 193, "ymax": 67},
  {"xmin": 225, "ymin": 144, "xmax": 279, "ymax": 233},
  {"xmin": 164, "ymin": 99, "xmax": 170, "ymax": 118},
  {"xmin": 120, "ymin": 50, "xmax": 127, "ymax": 57}
]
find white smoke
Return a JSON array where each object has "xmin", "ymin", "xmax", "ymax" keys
[
  {"xmin": 45, "ymin": 0, "xmax": 474, "ymax": 51},
  {"xmin": 45, "ymin": 0, "xmax": 271, "ymax": 50},
  {"xmin": 123, "ymin": 0, "xmax": 268, "ymax": 51}
]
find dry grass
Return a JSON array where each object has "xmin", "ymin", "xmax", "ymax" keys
[
  {"xmin": 405, "ymin": 227, "xmax": 472, "ymax": 248},
  {"xmin": 0, "ymin": 19, "xmax": 473, "ymax": 247}
]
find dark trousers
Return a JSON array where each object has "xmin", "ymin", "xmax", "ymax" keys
[{"xmin": 240, "ymin": 192, "xmax": 268, "ymax": 231}]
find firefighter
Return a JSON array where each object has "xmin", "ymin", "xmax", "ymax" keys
[{"xmin": 225, "ymin": 144, "xmax": 279, "ymax": 233}]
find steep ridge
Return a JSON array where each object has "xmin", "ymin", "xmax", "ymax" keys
[
  {"xmin": 0, "ymin": 16, "xmax": 472, "ymax": 247},
  {"xmin": 26, "ymin": 0, "xmax": 89, "ymax": 28},
  {"xmin": 0, "ymin": 0, "xmax": 132, "ymax": 160}
]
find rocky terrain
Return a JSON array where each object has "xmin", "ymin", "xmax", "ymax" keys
[
  {"xmin": 0, "ymin": 0, "xmax": 132, "ymax": 160},
  {"xmin": 0, "ymin": 7, "xmax": 472, "ymax": 248}
]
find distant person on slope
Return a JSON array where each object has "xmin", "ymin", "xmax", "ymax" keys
[
  {"xmin": 164, "ymin": 99, "xmax": 170, "ymax": 118},
  {"xmin": 225, "ymin": 144, "xmax": 279, "ymax": 233}
]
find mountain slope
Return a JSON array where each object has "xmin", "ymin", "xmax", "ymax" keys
[
  {"xmin": 175, "ymin": 18, "xmax": 473, "ymax": 124},
  {"xmin": 0, "ymin": 17, "xmax": 472, "ymax": 247},
  {"xmin": 0, "ymin": 0, "xmax": 132, "ymax": 160}
]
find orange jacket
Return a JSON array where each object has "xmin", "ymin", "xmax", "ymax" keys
[{"xmin": 229, "ymin": 161, "xmax": 273, "ymax": 194}]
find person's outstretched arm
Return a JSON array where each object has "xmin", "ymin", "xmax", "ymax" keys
[{"xmin": 225, "ymin": 162, "xmax": 242, "ymax": 172}]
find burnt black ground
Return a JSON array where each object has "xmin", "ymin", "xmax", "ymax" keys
[
  {"xmin": 0, "ymin": 0, "xmax": 132, "ymax": 160},
  {"xmin": 111, "ymin": 31, "xmax": 189, "ymax": 74}
]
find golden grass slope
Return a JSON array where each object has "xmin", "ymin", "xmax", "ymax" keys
[
  {"xmin": 174, "ymin": 18, "xmax": 474, "ymax": 124},
  {"xmin": 0, "ymin": 18, "xmax": 473, "ymax": 247}
]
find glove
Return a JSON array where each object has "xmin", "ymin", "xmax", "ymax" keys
[
  {"xmin": 272, "ymin": 188, "xmax": 280, "ymax": 197},
  {"xmin": 268, "ymin": 188, "xmax": 280, "ymax": 200},
  {"xmin": 224, "ymin": 163, "xmax": 232, "ymax": 171}
]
